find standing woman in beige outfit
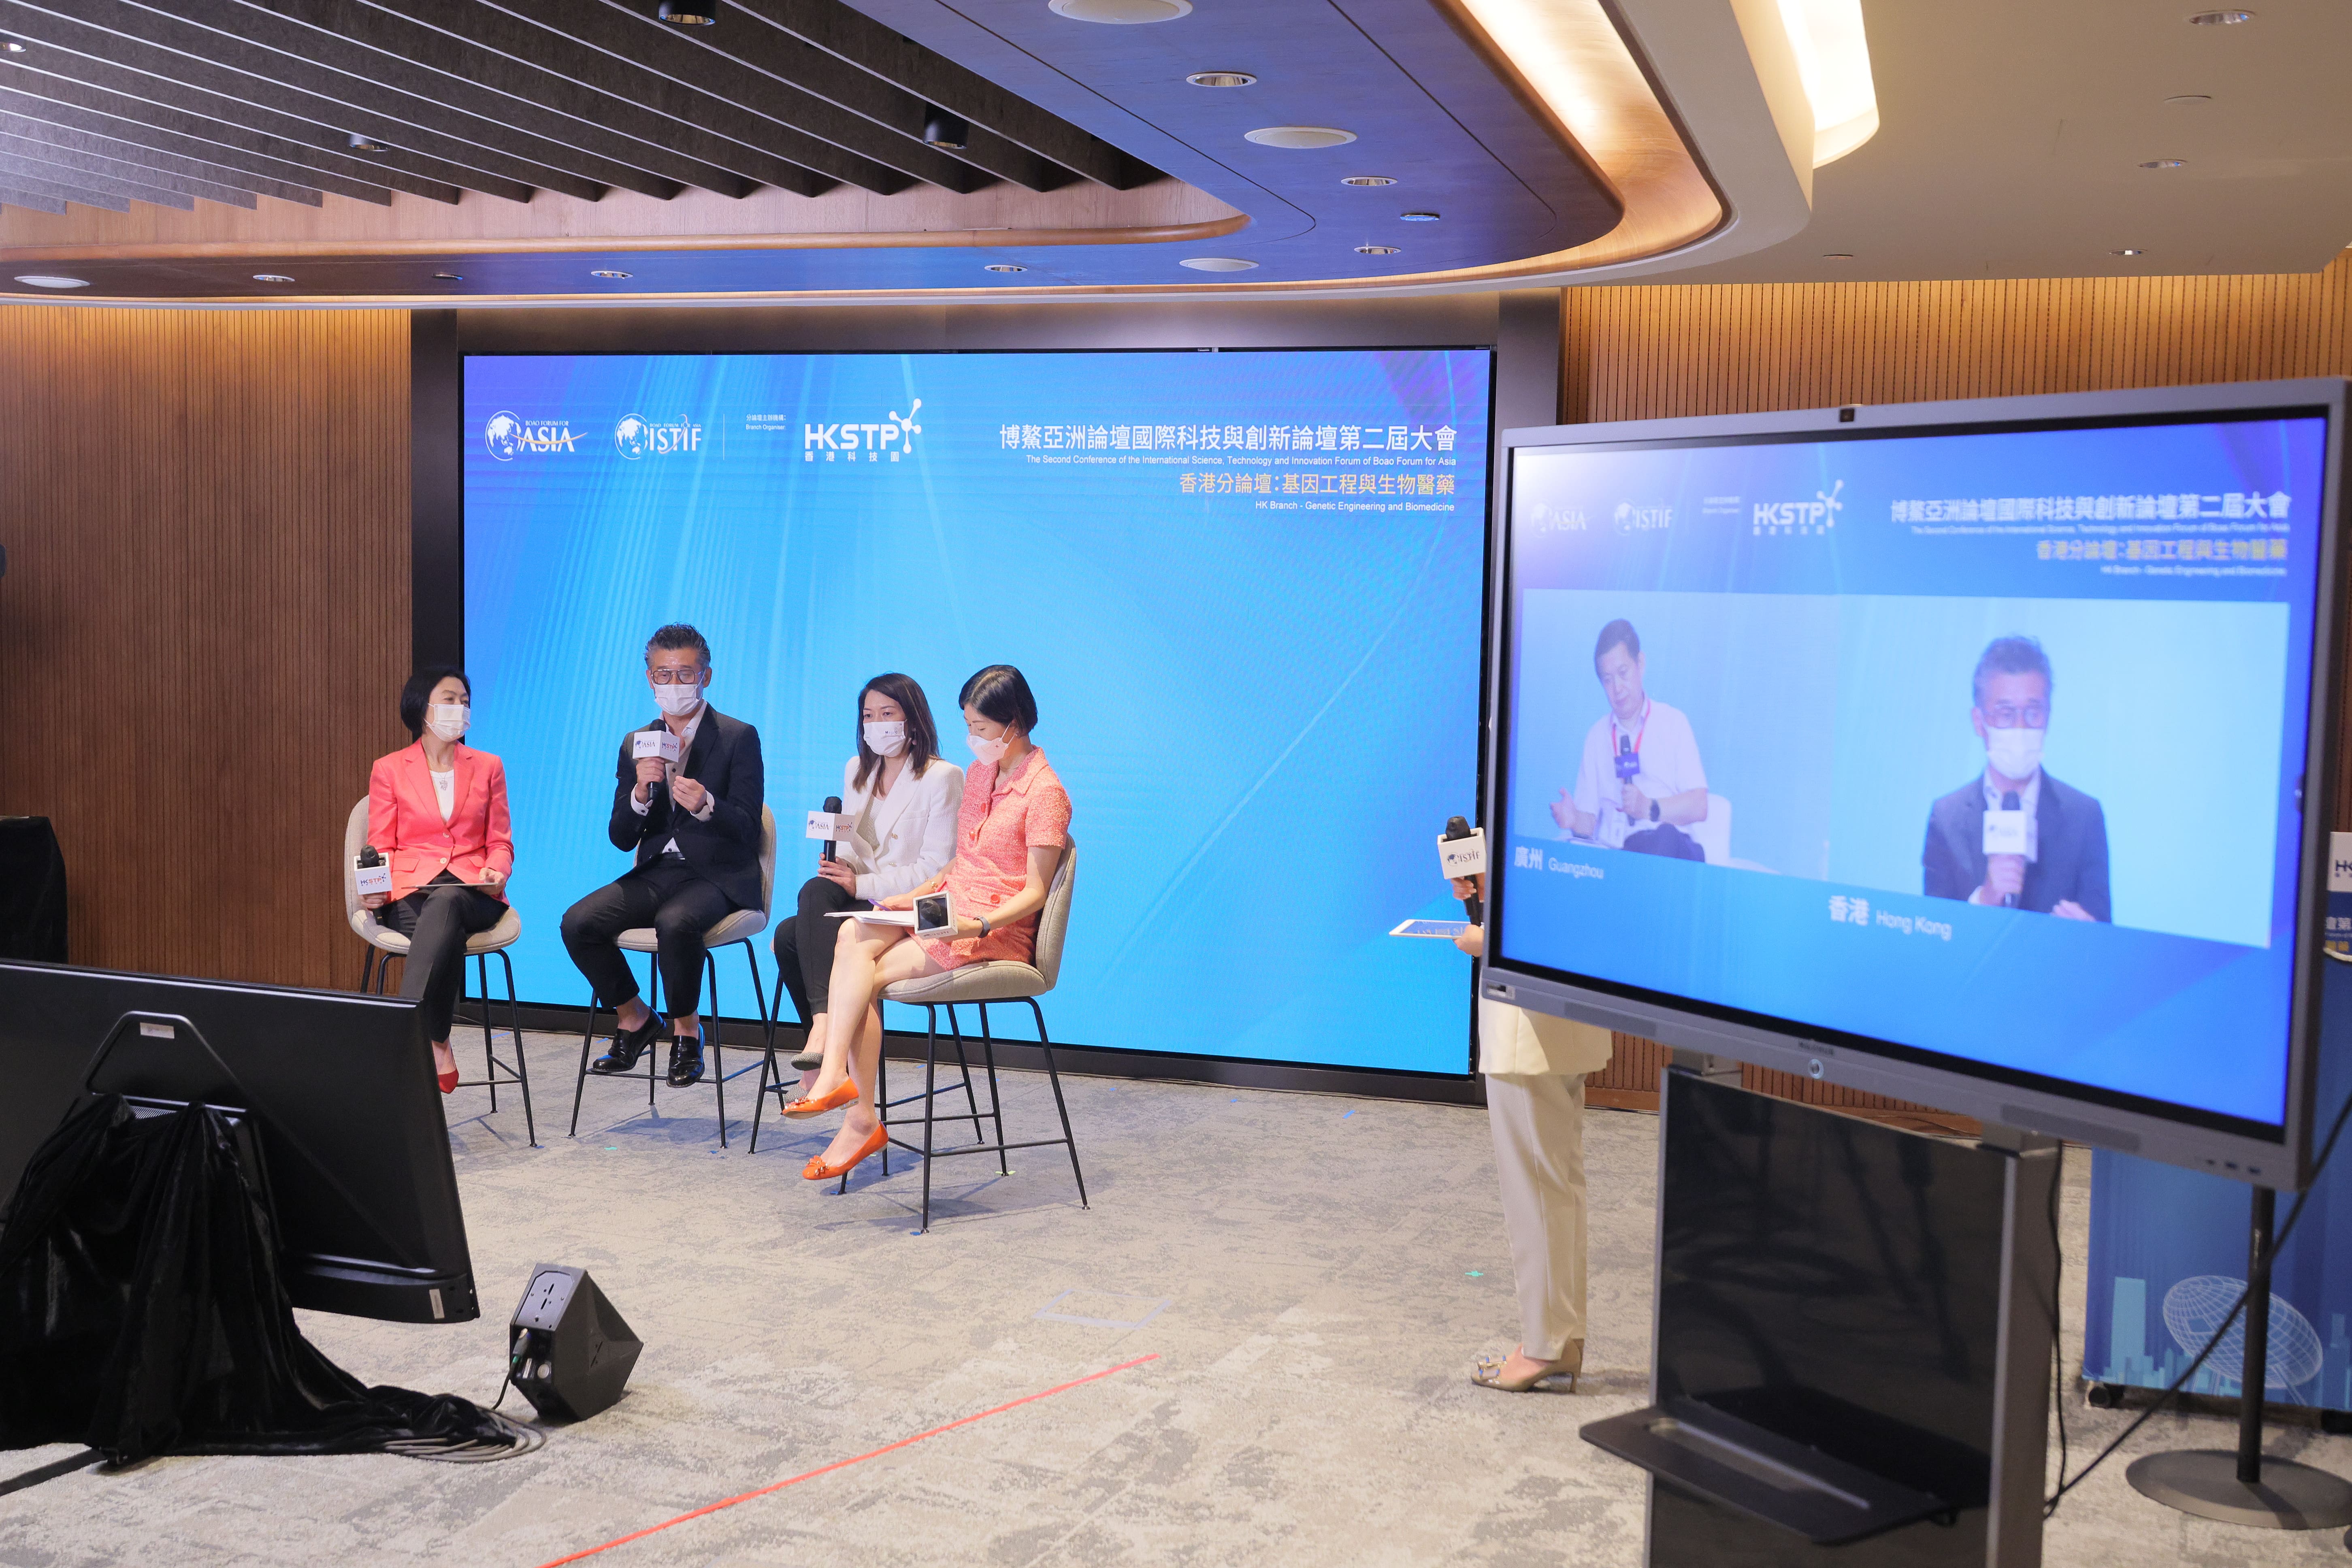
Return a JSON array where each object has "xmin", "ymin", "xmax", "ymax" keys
[{"xmin": 1451, "ymin": 871, "xmax": 1616, "ymax": 1391}]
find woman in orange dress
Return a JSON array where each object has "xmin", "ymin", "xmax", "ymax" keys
[{"xmin": 800, "ymin": 665, "xmax": 1071, "ymax": 1182}]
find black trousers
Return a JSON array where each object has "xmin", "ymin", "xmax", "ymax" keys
[
  {"xmin": 560, "ymin": 859, "xmax": 737, "ymax": 1018},
  {"xmin": 773, "ymin": 875, "xmax": 871, "ymax": 1024},
  {"xmin": 378, "ymin": 873, "xmax": 505, "ymax": 1043}
]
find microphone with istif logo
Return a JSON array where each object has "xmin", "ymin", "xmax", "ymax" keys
[{"xmin": 1440, "ymin": 815, "xmax": 1487, "ymax": 925}]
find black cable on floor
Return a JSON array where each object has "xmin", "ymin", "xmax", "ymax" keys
[
  {"xmin": 0, "ymin": 1449, "xmax": 100, "ymax": 1497},
  {"xmin": 2044, "ymin": 987, "xmax": 2352, "ymax": 1517}
]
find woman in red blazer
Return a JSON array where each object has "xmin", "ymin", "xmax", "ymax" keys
[{"xmin": 363, "ymin": 666, "xmax": 515, "ymax": 1093}]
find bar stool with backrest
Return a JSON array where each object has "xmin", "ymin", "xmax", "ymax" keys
[
  {"xmin": 790, "ymin": 833, "xmax": 1084, "ymax": 1232},
  {"xmin": 343, "ymin": 799, "xmax": 535, "ymax": 1146},
  {"xmin": 567, "ymin": 805, "xmax": 776, "ymax": 1148}
]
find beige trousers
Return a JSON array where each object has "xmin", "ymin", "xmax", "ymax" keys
[{"xmin": 1485, "ymin": 1071, "xmax": 1588, "ymax": 1361}]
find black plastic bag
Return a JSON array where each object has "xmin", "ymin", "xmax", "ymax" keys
[{"xmin": 0, "ymin": 1095, "xmax": 515, "ymax": 1462}]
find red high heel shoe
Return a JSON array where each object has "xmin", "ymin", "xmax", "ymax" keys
[
  {"xmin": 437, "ymin": 1063, "xmax": 460, "ymax": 1095},
  {"xmin": 803, "ymin": 1124, "xmax": 886, "ymax": 1182}
]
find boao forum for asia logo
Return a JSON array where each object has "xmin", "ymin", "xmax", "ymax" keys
[{"xmin": 483, "ymin": 411, "xmax": 582, "ymax": 460}]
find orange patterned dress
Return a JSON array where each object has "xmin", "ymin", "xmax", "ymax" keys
[{"xmin": 916, "ymin": 746, "xmax": 1072, "ymax": 971}]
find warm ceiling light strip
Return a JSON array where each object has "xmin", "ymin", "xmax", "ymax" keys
[
  {"xmin": 1779, "ymin": 0, "xmax": 1879, "ymax": 167},
  {"xmin": 1436, "ymin": 0, "xmax": 1721, "ymax": 274}
]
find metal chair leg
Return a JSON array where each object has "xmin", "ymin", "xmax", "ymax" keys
[
  {"xmin": 706, "ymin": 948, "xmax": 727, "ymax": 1149},
  {"xmin": 644, "ymin": 954, "xmax": 662, "ymax": 1108},
  {"xmin": 498, "ymin": 949, "xmax": 536, "ymax": 1148},
  {"xmin": 569, "ymin": 989, "xmax": 603, "ymax": 1139},
  {"xmin": 978, "ymin": 1003, "xmax": 1009, "ymax": 1174},
  {"xmin": 751, "ymin": 955, "xmax": 789, "ymax": 1155},
  {"xmin": 919, "ymin": 1003, "xmax": 940, "ymax": 1233},
  {"xmin": 944, "ymin": 1005, "xmax": 983, "ymax": 1146},
  {"xmin": 475, "ymin": 953, "xmax": 499, "ymax": 1115},
  {"xmin": 1029, "ymin": 998, "xmax": 1087, "ymax": 1208}
]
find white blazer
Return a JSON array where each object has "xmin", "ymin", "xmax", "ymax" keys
[{"xmin": 832, "ymin": 754, "xmax": 964, "ymax": 901}]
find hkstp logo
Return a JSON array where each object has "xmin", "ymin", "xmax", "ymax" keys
[
  {"xmin": 615, "ymin": 413, "xmax": 703, "ymax": 460},
  {"xmin": 1755, "ymin": 479, "xmax": 1845, "ymax": 530},
  {"xmin": 803, "ymin": 399, "xmax": 924, "ymax": 462},
  {"xmin": 484, "ymin": 411, "xmax": 580, "ymax": 460}
]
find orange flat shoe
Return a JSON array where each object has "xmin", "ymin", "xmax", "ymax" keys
[
  {"xmin": 781, "ymin": 1080, "xmax": 858, "ymax": 1119},
  {"xmin": 803, "ymin": 1124, "xmax": 887, "ymax": 1182}
]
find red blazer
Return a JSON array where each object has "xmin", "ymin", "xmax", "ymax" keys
[{"xmin": 365, "ymin": 742, "xmax": 514, "ymax": 902}]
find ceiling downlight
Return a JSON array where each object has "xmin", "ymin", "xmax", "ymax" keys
[
  {"xmin": 1244, "ymin": 126, "xmax": 1357, "ymax": 149},
  {"xmin": 1048, "ymin": 0, "xmax": 1192, "ymax": 21}
]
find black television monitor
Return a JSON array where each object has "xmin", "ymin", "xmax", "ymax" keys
[
  {"xmin": 1482, "ymin": 379, "xmax": 2349, "ymax": 1187},
  {"xmin": 0, "ymin": 961, "xmax": 479, "ymax": 1323}
]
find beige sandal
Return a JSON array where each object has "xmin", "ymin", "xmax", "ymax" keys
[{"xmin": 1470, "ymin": 1340, "xmax": 1582, "ymax": 1393}]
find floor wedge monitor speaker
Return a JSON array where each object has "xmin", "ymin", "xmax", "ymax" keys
[{"xmin": 507, "ymin": 1264, "xmax": 641, "ymax": 1423}]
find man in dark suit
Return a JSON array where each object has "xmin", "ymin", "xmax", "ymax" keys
[
  {"xmin": 1922, "ymin": 635, "xmax": 2109, "ymax": 922},
  {"xmin": 561, "ymin": 624, "xmax": 766, "ymax": 1087}
]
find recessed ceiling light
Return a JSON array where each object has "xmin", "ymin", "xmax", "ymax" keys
[
  {"xmin": 2, "ymin": 39, "xmax": 25, "ymax": 53},
  {"xmin": 1185, "ymin": 71, "xmax": 1256, "ymax": 87},
  {"xmin": 434, "ymin": 271, "xmax": 464, "ymax": 281},
  {"xmin": 656, "ymin": 0, "xmax": 717, "ymax": 23},
  {"xmin": 1340, "ymin": 175, "xmax": 1394, "ymax": 187},
  {"xmin": 921, "ymin": 105, "xmax": 969, "ymax": 149},
  {"xmin": 14, "ymin": 274, "xmax": 88, "ymax": 288},
  {"xmin": 2112, "ymin": 248, "xmax": 2147, "ymax": 256},
  {"xmin": 348, "ymin": 132, "xmax": 389, "ymax": 152},
  {"xmin": 2163, "ymin": 94, "xmax": 2213, "ymax": 104},
  {"xmin": 590, "ymin": 268, "xmax": 633, "ymax": 279},
  {"xmin": 2188, "ymin": 9, "xmax": 2252, "ymax": 23},
  {"xmin": 1244, "ymin": 126, "xmax": 1356, "ymax": 150},
  {"xmin": 1399, "ymin": 211, "xmax": 1439, "ymax": 222},
  {"xmin": 1179, "ymin": 256, "xmax": 1257, "ymax": 272},
  {"xmin": 1354, "ymin": 245, "xmax": 1400, "ymax": 256},
  {"xmin": 252, "ymin": 273, "xmax": 295, "ymax": 283},
  {"xmin": 983, "ymin": 262, "xmax": 1027, "ymax": 273},
  {"xmin": 2139, "ymin": 158, "xmax": 2188, "ymax": 169},
  {"xmin": 1048, "ymin": 0, "xmax": 1192, "ymax": 21},
  {"xmin": 1821, "ymin": 251, "xmax": 1854, "ymax": 259}
]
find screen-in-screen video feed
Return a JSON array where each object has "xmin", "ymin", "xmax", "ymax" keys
[{"xmin": 1493, "ymin": 412, "xmax": 2329, "ymax": 1129}]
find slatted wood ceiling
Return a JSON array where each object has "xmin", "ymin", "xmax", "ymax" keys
[
  {"xmin": 1565, "ymin": 253, "xmax": 2352, "ymax": 1125},
  {"xmin": 0, "ymin": 305, "xmax": 409, "ymax": 989}
]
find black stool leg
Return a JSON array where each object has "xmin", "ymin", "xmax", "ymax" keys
[
  {"xmin": 1029, "ymin": 998, "xmax": 1087, "ymax": 1208},
  {"xmin": 978, "ymin": 1003, "xmax": 1009, "ymax": 1174},
  {"xmin": 498, "ymin": 950, "xmax": 535, "ymax": 1148},
  {"xmin": 644, "ymin": 954, "xmax": 662, "ymax": 1109},
  {"xmin": 945, "ymin": 1005, "xmax": 982, "ymax": 1145},
  {"xmin": 569, "ymin": 988, "xmax": 603, "ymax": 1138},
  {"xmin": 920, "ymin": 1002, "xmax": 940, "ymax": 1232},
  {"xmin": 751, "ymin": 960, "xmax": 788, "ymax": 1155},
  {"xmin": 707, "ymin": 948, "xmax": 727, "ymax": 1149},
  {"xmin": 475, "ymin": 952, "xmax": 499, "ymax": 1114},
  {"xmin": 360, "ymin": 948, "xmax": 376, "ymax": 994}
]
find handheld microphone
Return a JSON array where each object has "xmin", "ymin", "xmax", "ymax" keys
[
  {"xmin": 1440, "ymin": 816, "xmax": 1485, "ymax": 925},
  {"xmin": 1614, "ymin": 734, "xmax": 1639, "ymax": 782},
  {"xmin": 355, "ymin": 843, "xmax": 392, "ymax": 899},
  {"xmin": 1983, "ymin": 789, "xmax": 2030, "ymax": 907},
  {"xmin": 1999, "ymin": 790, "xmax": 2020, "ymax": 906},
  {"xmin": 633, "ymin": 729, "xmax": 681, "ymax": 816},
  {"xmin": 822, "ymin": 795, "xmax": 842, "ymax": 862}
]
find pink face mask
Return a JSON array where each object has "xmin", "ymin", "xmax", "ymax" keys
[{"xmin": 968, "ymin": 732, "xmax": 1010, "ymax": 765}]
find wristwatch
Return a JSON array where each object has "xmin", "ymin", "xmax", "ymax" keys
[
  {"xmin": 1649, "ymin": 800, "xmax": 1661, "ymax": 822},
  {"xmin": 978, "ymin": 916, "xmax": 992, "ymax": 937}
]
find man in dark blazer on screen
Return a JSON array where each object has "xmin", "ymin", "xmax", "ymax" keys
[
  {"xmin": 1922, "ymin": 635, "xmax": 2111, "ymax": 922},
  {"xmin": 562, "ymin": 623, "xmax": 766, "ymax": 1087}
]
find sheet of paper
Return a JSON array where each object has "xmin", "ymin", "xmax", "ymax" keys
[
  {"xmin": 828, "ymin": 909, "xmax": 917, "ymax": 926},
  {"xmin": 1389, "ymin": 918, "xmax": 1471, "ymax": 938}
]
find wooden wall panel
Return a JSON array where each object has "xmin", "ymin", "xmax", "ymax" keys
[
  {"xmin": 0, "ymin": 305, "xmax": 410, "ymax": 989},
  {"xmin": 1566, "ymin": 254, "xmax": 2352, "ymax": 1123}
]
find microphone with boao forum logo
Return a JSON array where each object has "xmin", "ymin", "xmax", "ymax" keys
[
  {"xmin": 1440, "ymin": 816, "xmax": 1487, "ymax": 925},
  {"xmin": 822, "ymin": 796, "xmax": 842, "ymax": 861},
  {"xmin": 633, "ymin": 728, "xmax": 680, "ymax": 814},
  {"xmin": 1983, "ymin": 790, "xmax": 2029, "ymax": 907}
]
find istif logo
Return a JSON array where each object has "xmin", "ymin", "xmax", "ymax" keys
[
  {"xmin": 615, "ymin": 413, "xmax": 703, "ymax": 460},
  {"xmin": 803, "ymin": 398, "xmax": 924, "ymax": 462},
  {"xmin": 484, "ymin": 411, "xmax": 580, "ymax": 460}
]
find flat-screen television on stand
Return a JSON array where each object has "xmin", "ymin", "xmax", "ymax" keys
[{"xmin": 1481, "ymin": 379, "xmax": 2349, "ymax": 1186}]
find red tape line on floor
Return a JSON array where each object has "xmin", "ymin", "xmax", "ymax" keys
[{"xmin": 530, "ymin": 1353, "xmax": 1160, "ymax": 1567}]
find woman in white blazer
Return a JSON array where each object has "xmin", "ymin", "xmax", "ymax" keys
[{"xmin": 774, "ymin": 673, "xmax": 963, "ymax": 1112}]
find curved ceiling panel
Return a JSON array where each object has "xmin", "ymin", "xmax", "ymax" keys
[{"xmin": 0, "ymin": 0, "xmax": 1778, "ymax": 301}]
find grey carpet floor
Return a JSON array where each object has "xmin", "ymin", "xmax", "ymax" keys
[{"xmin": 3, "ymin": 1030, "xmax": 2350, "ymax": 1566}]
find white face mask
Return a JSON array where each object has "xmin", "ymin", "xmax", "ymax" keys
[
  {"xmin": 652, "ymin": 676, "xmax": 704, "ymax": 717},
  {"xmin": 968, "ymin": 731, "xmax": 1010, "ymax": 765},
  {"xmin": 425, "ymin": 703, "xmax": 469, "ymax": 743},
  {"xmin": 864, "ymin": 720, "xmax": 908, "ymax": 757},
  {"xmin": 1985, "ymin": 725, "xmax": 2044, "ymax": 781}
]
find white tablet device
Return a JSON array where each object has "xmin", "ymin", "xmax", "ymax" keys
[
  {"xmin": 1389, "ymin": 918, "xmax": 1470, "ymax": 938},
  {"xmin": 912, "ymin": 891, "xmax": 955, "ymax": 938}
]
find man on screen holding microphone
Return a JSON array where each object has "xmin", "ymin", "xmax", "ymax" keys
[{"xmin": 562, "ymin": 624, "xmax": 766, "ymax": 1088}]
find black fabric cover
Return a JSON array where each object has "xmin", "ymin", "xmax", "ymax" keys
[
  {"xmin": 0, "ymin": 816, "xmax": 67, "ymax": 962},
  {"xmin": 0, "ymin": 1095, "xmax": 507, "ymax": 1462}
]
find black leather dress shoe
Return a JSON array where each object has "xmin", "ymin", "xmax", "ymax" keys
[
  {"xmin": 667, "ymin": 1035, "xmax": 705, "ymax": 1088},
  {"xmin": 589, "ymin": 1016, "xmax": 663, "ymax": 1075}
]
